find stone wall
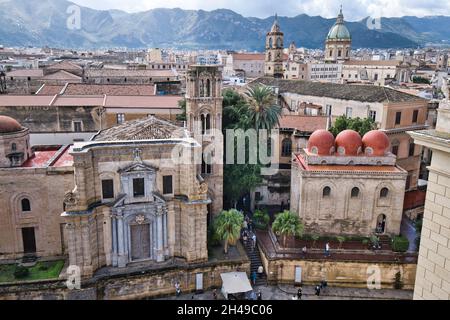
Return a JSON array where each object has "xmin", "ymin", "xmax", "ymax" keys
[
  {"xmin": 0, "ymin": 105, "xmax": 102, "ymax": 133},
  {"xmin": 291, "ymin": 165, "xmax": 407, "ymax": 237},
  {"xmin": 259, "ymin": 248, "xmax": 417, "ymax": 289},
  {"xmin": 0, "ymin": 260, "xmax": 250, "ymax": 300},
  {"xmin": 413, "ymin": 168, "xmax": 450, "ymax": 299},
  {"xmin": 0, "ymin": 166, "xmax": 74, "ymax": 260}
]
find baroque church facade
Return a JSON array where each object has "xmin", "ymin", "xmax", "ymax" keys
[
  {"xmin": 62, "ymin": 116, "xmax": 210, "ymax": 277},
  {"xmin": 62, "ymin": 65, "xmax": 223, "ymax": 277}
]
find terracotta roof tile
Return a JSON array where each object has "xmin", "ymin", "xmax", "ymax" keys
[
  {"xmin": 278, "ymin": 115, "xmax": 328, "ymax": 132},
  {"xmin": 92, "ymin": 116, "xmax": 187, "ymax": 141},
  {"xmin": 85, "ymin": 69, "xmax": 178, "ymax": 78},
  {"xmin": 6, "ymin": 69, "xmax": 44, "ymax": 78},
  {"xmin": 36, "ymin": 84, "xmax": 65, "ymax": 95},
  {"xmin": 232, "ymin": 53, "xmax": 265, "ymax": 61},
  {"xmin": 62, "ymin": 84, "xmax": 155, "ymax": 96},
  {"xmin": 46, "ymin": 60, "xmax": 83, "ymax": 71},
  {"xmin": 251, "ymin": 77, "xmax": 426, "ymax": 103},
  {"xmin": 104, "ymin": 95, "xmax": 182, "ymax": 108},
  {"xmin": 41, "ymin": 70, "xmax": 82, "ymax": 80}
]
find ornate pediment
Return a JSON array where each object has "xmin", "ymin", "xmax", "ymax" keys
[{"xmin": 118, "ymin": 162, "xmax": 158, "ymax": 174}]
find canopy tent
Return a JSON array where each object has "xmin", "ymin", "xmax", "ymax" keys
[{"xmin": 220, "ymin": 272, "xmax": 253, "ymax": 300}]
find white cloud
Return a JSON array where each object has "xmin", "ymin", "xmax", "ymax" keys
[{"xmin": 69, "ymin": 0, "xmax": 450, "ymax": 20}]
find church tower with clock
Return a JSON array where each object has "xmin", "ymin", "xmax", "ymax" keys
[{"xmin": 264, "ymin": 14, "xmax": 284, "ymax": 78}]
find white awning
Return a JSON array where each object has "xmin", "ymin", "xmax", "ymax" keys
[{"xmin": 220, "ymin": 272, "xmax": 253, "ymax": 294}]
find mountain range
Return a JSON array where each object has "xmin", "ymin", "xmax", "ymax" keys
[{"xmin": 1, "ymin": 0, "xmax": 450, "ymax": 50}]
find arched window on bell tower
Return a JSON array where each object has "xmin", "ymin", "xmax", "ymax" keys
[
  {"xmin": 201, "ymin": 114, "xmax": 211, "ymax": 135},
  {"xmin": 269, "ymin": 37, "xmax": 273, "ymax": 49},
  {"xmin": 206, "ymin": 79, "xmax": 211, "ymax": 97},
  {"xmin": 277, "ymin": 37, "xmax": 282, "ymax": 48}
]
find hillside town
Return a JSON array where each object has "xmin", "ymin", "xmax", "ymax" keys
[{"xmin": 0, "ymin": 5, "xmax": 449, "ymax": 302}]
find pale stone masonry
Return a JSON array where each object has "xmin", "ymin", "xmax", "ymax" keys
[{"xmin": 409, "ymin": 95, "xmax": 450, "ymax": 300}]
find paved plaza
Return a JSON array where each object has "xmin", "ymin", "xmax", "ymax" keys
[{"xmin": 159, "ymin": 284, "xmax": 413, "ymax": 300}]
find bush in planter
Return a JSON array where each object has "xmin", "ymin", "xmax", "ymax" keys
[
  {"xmin": 14, "ymin": 265, "xmax": 29, "ymax": 279},
  {"xmin": 253, "ymin": 209, "xmax": 270, "ymax": 229},
  {"xmin": 392, "ymin": 236, "xmax": 409, "ymax": 252}
]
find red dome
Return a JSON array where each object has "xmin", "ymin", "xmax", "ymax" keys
[
  {"xmin": 307, "ymin": 129, "xmax": 335, "ymax": 155},
  {"xmin": 362, "ymin": 130, "xmax": 390, "ymax": 156},
  {"xmin": 0, "ymin": 116, "xmax": 22, "ymax": 134},
  {"xmin": 335, "ymin": 130, "xmax": 362, "ymax": 156}
]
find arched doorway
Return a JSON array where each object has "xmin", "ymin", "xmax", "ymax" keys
[{"xmin": 376, "ymin": 214, "xmax": 386, "ymax": 234}]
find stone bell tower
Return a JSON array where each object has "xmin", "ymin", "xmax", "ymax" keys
[
  {"xmin": 185, "ymin": 65, "xmax": 223, "ymax": 218},
  {"xmin": 264, "ymin": 14, "xmax": 284, "ymax": 78}
]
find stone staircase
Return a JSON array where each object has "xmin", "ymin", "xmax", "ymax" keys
[
  {"xmin": 378, "ymin": 235, "xmax": 392, "ymax": 249},
  {"xmin": 242, "ymin": 237, "xmax": 267, "ymax": 286}
]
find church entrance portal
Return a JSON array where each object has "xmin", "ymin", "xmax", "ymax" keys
[{"xmin": 130, "ymin": 224, "xmax": 151, "ymax": 261}]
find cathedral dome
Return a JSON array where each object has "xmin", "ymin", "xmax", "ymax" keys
[
  {"xmin": 362, "ymin": 130, "xmax": 390, "ymax": 156},
  {"xmin": 307, "ymin": 129, "xmax": 335, "ymax": 155},
  {"xmin": 0, "ymin": 115, "xmax": 23, "ymax": 134},
  {"xmin": 326, "ymin": 9, "xmax": 351, "ymax": 40},
  {"xmin": 335, "ymin": 130, "xmax": 362, "ymax": 156}
]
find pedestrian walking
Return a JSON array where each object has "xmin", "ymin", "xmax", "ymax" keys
[
  {"xmin": 213, "ymin": 289, "xmax": 217, "ymax": 300},
  {"xmin": 251, "ymin": 271, "xmax": 257, "ymax": 286},
  {"xmin": 257, "ymin": 265, "xmax": 264, "ymax": 278},
  {"xmin": 175, "ymin": 281, "xmax": 181, "ymax": 297},
  {"xmin": 302, "ymin": 246, "xmax": 307, "ymax": 257},
  {"xmin": 297, "ymin": 287, "xmax": 302, "ymax": 300},
  {"xmin": 325, "ymin": 242, "xmax": 330, "ymax": 257},
  {"xmin": 243, "ymin": 219, "xmax": 248, "ymax": 231},
  {"xmin": 252, "ymin": 233, "xmax": 257, "ymax": 250},
  {"xmin": 248, "ymin": 219, "xmax": 253, "ymax": 232},
  {"xmin": 257, "ymin": 290, "xmax": 262, "ymax": 300},
  {"xmin": 242, "ymin": 230, "xmax": 248, "ymax": 244},
  {"xmin": 315, "ymin": 285, "xmax": 321, "ymax": 296}
]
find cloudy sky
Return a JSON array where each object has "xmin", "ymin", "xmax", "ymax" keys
[{"xmin": 69, "ymin": 0, "xmax": 450, "ymax": 20}]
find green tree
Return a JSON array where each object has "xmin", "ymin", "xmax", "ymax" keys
[
  {"xmin": 176, "ymin": 99, "xmax": 186, "ymax": 121},
  {"xmin": 244, "ymin": 85, "xmax": 282, "ymax": 130},
  {"xmin": 222, "ymin": 88, "xmax": 262, "ymax": 209},
  {"xmin": 253, "ymin": 209, "xmax": 270, "ymax": 229},
  {"xmin": 329, "ymin": 115, "xmax": 376, "ymax": 137},
  {"xmin": 272, "ymin": 211, "xmax": 304, "ymax": 247},
  {"xmin": 213, "ymin": 209, "xmax": 244, "ymax": 254},
  {"xmin": 222, "ymin": 88, "xmax": 250, "ymax": 129},
  {"xmin": 224, "ymin": 163, "xmax": 262, "ymax": 208}
]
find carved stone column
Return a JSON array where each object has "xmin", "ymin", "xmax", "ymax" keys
[{"xmin": 117, "ymin": 215, "xmax": 127, "ymax": 267}]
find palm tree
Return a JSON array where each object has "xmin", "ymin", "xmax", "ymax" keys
[
  {"xmin": 272, "ymin": 210, "xmax": 304, "ymax": 247},
  {"xmin": 244, "ymin": 85, "xmax": 282, "ymax": 131},
  {"xmin": 214, "ymin": 209, "xmax": 244, "ymax": 254}
]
